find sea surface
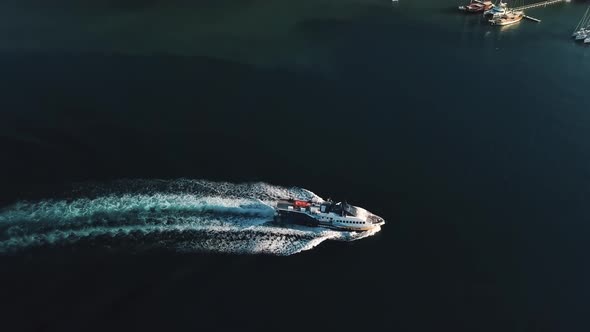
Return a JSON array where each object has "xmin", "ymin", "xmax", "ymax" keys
[{"xmin": 1, "ymin": 0, "xmax": 589, "ymax": 331}]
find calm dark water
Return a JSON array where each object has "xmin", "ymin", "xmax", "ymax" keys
[{"xmin": 1, "ymin": 1, "xmax": 590, "ymax": 331}]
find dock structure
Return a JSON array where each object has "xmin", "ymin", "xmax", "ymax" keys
[
  {"xmin": 514, "ymin": 0, "xmax": 567, "ymax": 11},
  {"xmin": 523, "ymin": 15, "xmax": 542, "ymax": 22}
]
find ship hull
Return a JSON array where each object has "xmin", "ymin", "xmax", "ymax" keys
[{"xmin": 492, "ymin": 17, "xmax": 522, "ymax": 26}]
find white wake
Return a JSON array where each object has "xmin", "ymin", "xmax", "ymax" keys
[{"xmin": 0, "ymin": 179, "xmax": 381, "ymax": 255}]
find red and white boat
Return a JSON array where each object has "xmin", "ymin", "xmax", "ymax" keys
[
  {"xmin": 459, "ymin": 0, "xmax": 494, "ymax": 13},
  {"xmin": 275, "ymin": 199, "xmax": 385, "ymax": 231}
]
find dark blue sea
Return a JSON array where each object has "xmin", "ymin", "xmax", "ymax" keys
[{"xmin": 1, "ymin": 0, "xmax": 589, "ymax": 331}]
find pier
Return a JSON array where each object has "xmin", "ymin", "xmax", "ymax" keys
[
  {"xmin": 459, "ymin": 0, "xmax": 569, "ymax": 25},
  {"xmin": 514, "ymin": 0, "xmax": 568, "ymax": 11},
  {"xmin": 523, "ymin": 15, "xmax": 542, "ymax": 22},
  {"xmin": 513, "ymin": 0, "xmax": 569, "ymax": 23}
]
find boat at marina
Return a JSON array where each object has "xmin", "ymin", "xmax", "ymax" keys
[
  {"xmin": 459, "ymin": 0, "xmax": 494, "ymax": 13},
  {"xmin": 483, "ymin": 0, "xmax": 508, "ymax": 18},
  {"xmin": 574, "ymin": 29, "xmax": 589, "ymax": 40},
  {"xmin": 490, "ymin": 10, "xmax": 524, "ymax": 26},
  {"xmin": 572, "ymin": 6, "xmax": 590, "ymax": 40},
  {"xmin": 575, "ymin": 31, "xmax": 588, "ymax": 41}
]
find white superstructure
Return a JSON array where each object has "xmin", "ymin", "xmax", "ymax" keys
[{"xmin": 275, "ymin": 199, "xmax": 385, "ymax": 231}]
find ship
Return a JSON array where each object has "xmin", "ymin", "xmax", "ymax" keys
[
  {"xmin": 490, "ymin": 10, "xmax": 524, "ymax": 26},
  {"xmin": 274, "ymin": 199, "xmax": 385, "ymax": 231},
  {"xmin": 573, "ymin": 6, "xmax": 590, "ymax": 41},
  {"xmin": 575, "ymin": 31, "xmax": 588, "ymax": 41},
  {"xmin": 483, "ymin": 0, "xmax": 508, "ymax": 18},
  {"xmin": 459, "ymin": 0, "xmax": 494, "ymax": 13}
]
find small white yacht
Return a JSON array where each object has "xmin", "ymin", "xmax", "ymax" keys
[
  {"xmin": 575, "ymin": 31, "xmax": 588, "ymax": 41},
  {"xmin": 274, "ymin": 199, "xmax": 385, "ymax": 231},
  {"xmin": 573, "ymin": 28, "xmax": 588, "ymax": 38},
  {"xmin": 484, "ymin": 0, "xmax": 508, "ymax": 18},
  {"xmin": 573, "ymin": 7, "xmax": 590, "ymax": 40}
]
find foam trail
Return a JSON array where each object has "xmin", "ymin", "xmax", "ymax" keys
[{"xmin": 0, "ymin": 179, "xmax": 380, "ymax": 255}]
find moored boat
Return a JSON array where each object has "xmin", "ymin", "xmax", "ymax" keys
[
  {"xmin": 490, "ymin": 10, "xmax": 524, "ymax": 26},
  {"xmin": 484, "ymin": 0, "xmax": 508, "ymax": 18},
  {"xmin": 573, "ymin": 29, "xmax": 588, "ymax": 39},
  {"xmin": 459, "ymin": 0, "xmax": 494, "ymax": 13},
  {"xmin": 575, "ymin": 30, "xmax": 589, "ymax": 41},
  {"xmin": 572, "ymin": 6, "xmax": 590, "ymax": 40}
]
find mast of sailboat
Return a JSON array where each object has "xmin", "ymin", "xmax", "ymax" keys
[
  {"xmin": 506, "ymin": 0, "xmax": 515, "ymax": 14},
  {"xmin": 502, "ymin": 0, "xmax": 510, "ymax": 14},
  {"xmin": 492, "ymin": 0, "xmax": 505, "ymax": 13},
  {"xmin": 573, "ymin": 7, "xmax": 590, "ymax": 34}
]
